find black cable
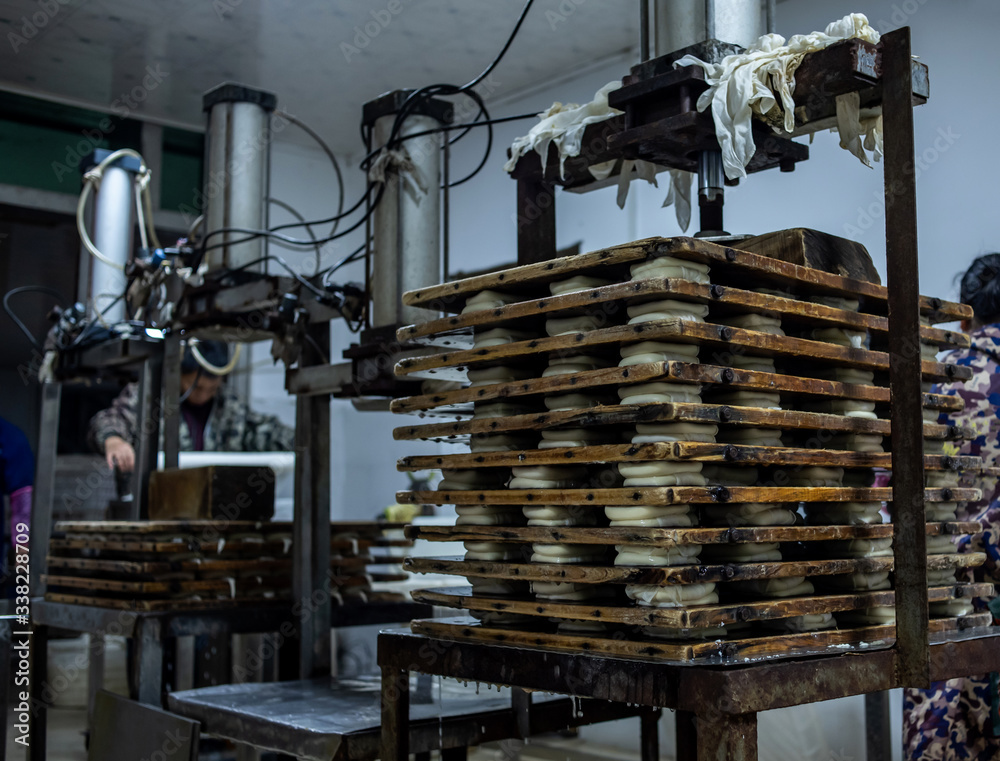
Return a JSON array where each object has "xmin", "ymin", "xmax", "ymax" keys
[
  {"xmin": 322, "ymin": 242, "xmax": 367, "ymax": 285},
  {"xmin": 3, "ymin": 286, "xmax": 65, "ymax": 350},
  {"xmin": 274, "ymin": 110, "xmax": 345, "ymax": 239},
  {"xmin": 460, "ymin": 0, "xmax": 535, "ymax": 92},
  {"xmin": 267, "ymin": 198, "xmax": 321, "ymax": 268}
]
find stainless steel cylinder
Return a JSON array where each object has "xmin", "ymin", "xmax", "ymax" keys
[
  {"xmin": 652, "ymin": 0, "xmax": 762, "ymax": 56},
  {"xmin": 202, "ymin": 84, "xmax": 275, "ymax": 273},
  {"xmin": 697, "ymin": 150, "xmax": 724, "ymax": 202},
  {"xmin": 89, "ymin": 163, "xmax": 135, "ymax": 323},
  {"xmin": 371, "ymin": 112, "xmax": 443, "ymax": 328}
]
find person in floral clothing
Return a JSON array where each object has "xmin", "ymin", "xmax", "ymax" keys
[{"xmin": 903, "ymin": 253, "xmax": 1000, "ymax": 760}]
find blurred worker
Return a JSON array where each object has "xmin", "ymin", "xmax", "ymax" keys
[
  {"xmin": 88, "ymin": 340, "xmax": 294, "ymax": 472},
  {"xmin": 903, "ymin": 254, "xmax": 1000, "ymax": 760}
]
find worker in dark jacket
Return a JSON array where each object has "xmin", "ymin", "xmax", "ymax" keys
[{"xmin": 88, "ymin": 340, "xmax": 294, "ymax": 472}]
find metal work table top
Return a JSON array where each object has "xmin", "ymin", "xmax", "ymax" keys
[
  {"xmin": 378, "ymin": 626, "xmax": 1000, "ymax": 716},
  {"xmin": 32, "ymin": 598, "xmax": 431, "ymax": 638},
  {"xmin": 168, "ymin": 675, "xmax": 562, "ymax": 761}
]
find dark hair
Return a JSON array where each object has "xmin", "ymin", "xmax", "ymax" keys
[
  {"xmin": 960, "ymin": 253, "xmax": 1000, "ymax": 324},
  {"xmin": 181, "ymin": 340, "xmax": 230, "ymax": 375}
]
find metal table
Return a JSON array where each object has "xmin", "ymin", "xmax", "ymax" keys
[
  {"xmin": 28, "ymin": 598, "xmax": 431, "ymax": 761},
  {"xmin": 378, "ymin": 627, "xmax": 1000, "ymax": 761},
  {"xmin": 168, "ymin": 673, "xmax": 653, "ymax": 761}
]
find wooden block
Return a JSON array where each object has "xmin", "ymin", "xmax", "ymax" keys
[
  {"xmin": 148, "ymin": 466, "xmax": 275, "ymax": 521},
  {"xmin": 734, "ymin": 228, "xmax": 881, "ymax": 284}
]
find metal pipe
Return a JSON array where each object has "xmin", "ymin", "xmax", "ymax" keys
[
  {"xmin": 202, "ymin": 84, "xmax": 276, "ymax": 273},
  {"xmin": 765, "ymin": 0, "xmax": 777, "ymax": 34},
  {"xmin": 90, "ymin": 163, "xmax": 135, "ymax": 323},
  {"xmin": 652, "ymin": 0, "xmax": 762, "ymax": 56},
  {"xmin": 704, "ymin": 0, "xmax": 716, "ymax": 41},
  {"xmin": 640, "ymin": 0, "xmax": 650, "ymax": 61},
  {"xmin": 696, "ymin": 150, "xmax": 725, "ymax": 235}
]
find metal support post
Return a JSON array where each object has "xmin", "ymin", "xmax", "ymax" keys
[
  {"xmin": 882, "ymin": 26, "xmax": 929, "ymax": 688},
  {"xmin": 131, "ymin": 351, "xmax": 164, "ymax": 519},
  {"xmin": 516, "ymin": 177, "xmax": 557, "ymax": 265},
  {"xmin": 864, "ymin": 691, "xmax": 891, "ymax": 761},
  {"xmin": 162, "ymin": 333, "xmax": 182, "ymax": 469},
  {"xmin": 293, "ymin": 322, "xmax": 331, "ymax": 677},
  {"xmin": 30, "ymin": 382, "xmax": 61, "ymax": 592}
]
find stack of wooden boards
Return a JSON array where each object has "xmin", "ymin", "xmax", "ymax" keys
[
  {"xmin": 44, "ymin": 520, "xmax": 412, "ymax": 611},
  {"xmin": 391, "ymin": 235, "xmax": 995, "ymax": 662}
]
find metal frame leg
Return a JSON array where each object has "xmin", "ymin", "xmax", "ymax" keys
[
  {"xmin": 130, "ymin": 618, "xmax": 163, "ymax": 704},
  {"xmin": 29, "ymin": 624, "xmax": 49, "ymax": 761},
  {"xmin": 696, "ymin": 713, "xmax": 758, "ymax": 761},
  {"xmin": 865, "ymin": 691, "xmax": 892, "ymax": 761},
  {"xmin": 292, "ymin": 323, "xmax": 331, "ymax": 678},
  {"xmin": 132, "ymin": 352, "xmax": 164, "ymax": 519},
  {"xmin": 381, "ymin": 664, "xmax": 410, "ymax": 761},
  {"xmin": 30, "ymin": 382, "xmax": 61, "ymax": 592},
  {"xmin": 641, "ymin": 708, "xmax": 661, "ymax": 761},
  {"xmin": 87, "ymin": 632, "xmax": 105, "ymax": 733},
  {"xmin": 676, "ymin": 710, "xmax": 697, "ymax": 761}
]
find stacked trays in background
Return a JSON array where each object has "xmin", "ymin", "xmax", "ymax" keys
[
  {"xmin": 391, "ymin": 236, "xmax": 996, "ymax": 662},
  {"xmin": 44, "ymin": 520, "xmax": 411, "ymax": 610}
]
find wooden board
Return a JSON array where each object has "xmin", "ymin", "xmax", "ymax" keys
[
  {"xmin": 390, "ymin": 360, "xmax": 962, "ymax": 416},
  {"xmin": 411, "ymin": 584, "xmax": 992, "ymax": 629},
  {"xmin": 42, "ymin": 574, "xmax": 234, "ymax": 596},
  {"xmin": 398, "ymin": 276, "xmax": 963, "ymax": 348},
  {"xmin": 395, "ymin": 319, "xmax": 970, "ymax": 385},
  {"xmin": 398, "ymin": 487, "xmax": 980, "ymax": 508},
  {"xmin": 405, "ymin": 553, "xmax": 987, "ymax": 585},
  {"xmin": 401, "ymin": 236, "xmax": 970, "ymax": 324},
  {"xmin": 405, "ymin": 522, "xmax": 982, "ymax": 546},
  {"xmin": 392, "ymin": 401, "xmax": 963, "ymax": 443},
  {"xmin": 398, "ymin": 443, "xmax": 980, "ymax": 473},
  {"xmin": 42, "ymin": 593, "xmax": 243, "ymax": 612},
  {"xmin": 411, "ymin": 612, "xmax": 992, "ymax": 664},
  {"xmin": 55, "ymin": 520, "xmax": 407, "ymax": 535},
  {"xmin": 734, "ymin": 228, "xmax": 881, "ymax": 284},
  {"xmin": 48, "ymin": 538, "xmax": 293, "ymax": 556}
]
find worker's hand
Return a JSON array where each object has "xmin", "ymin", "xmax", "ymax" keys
[{"xmin": 104, "ymin": 436, "xmax": 135, "ymax": 473}]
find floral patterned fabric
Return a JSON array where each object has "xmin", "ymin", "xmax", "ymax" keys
[{"xmin": 903, "ymin": 323, "xmax": 1000, "ymax": 759}]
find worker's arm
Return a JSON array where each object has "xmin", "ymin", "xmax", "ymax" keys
[
  {"xmin": 87, "ymin": 382, "xmax": 140, "ymax": 471},
  {"xmin": 209, "ymin": 388, "xmax": 296, "ymax": 452},
  {"xmin": 241, "ymin": 406, "xmax": 296, "ymax": 452}
]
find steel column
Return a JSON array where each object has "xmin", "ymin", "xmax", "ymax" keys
[
  {"xmin": 381, "ymin": 663, "xmax": 410, "ymax": 761},
  {"xmin": 864, "ymin": 691, "xmax": 892, "ymax": 761},
  {"xmin": 293, "ymin": 322, "xmax": 331, "ymax": 677},
  {"xmin": 162, "ymin": 333, "xmax": 182, "ymax": 470},
  {"xmin": 30, "ymin": 382, "xmax": 61, "ymax": 592},
  {"xmin": 676, "ymin": 709, "xmax": 697, "ymax": 761},
  {"xmin": 640, "ymin": 709, "xmax": 661, "ymax": 761},
  {"xmin": 130, "ymin": 617, "xmax": 164, "ymax": 704},
  {"xmin": 696, "ymin": 713, "xmax": 757, "ymax": 761},
  {"xmin": 882, "ymin": 26, "xmax": 930, "ymax": 688},
  {"xmin": 131, "ymin": 351, "xmax": 163, "ymax": 519},
  {"xmin": 516, "ymin": 177, "xmax": 557, "ymax": 265}
]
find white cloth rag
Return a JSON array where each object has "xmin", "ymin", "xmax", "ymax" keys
[
  {"xmin": 505, "ymin": 81, "xmax": 693, "ymax": 231},
  {"xmin": 675, "ymin": 12, "xmax": 883, "ymax": 179}
]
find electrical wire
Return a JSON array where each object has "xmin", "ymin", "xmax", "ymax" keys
[
  {"xmin": 267, "ymin": 197, "xmax": 322, "ymax": 273},
  {"xmin": 3, "ymin": 286, "xmax": 65, "ymax": 351},
  {"xmin": 275, "ymin": 110, "xmax": 345, "ymax": 240},
  {"xmin": 190, "ymin": 339, "xmax": 243, "ymax": 375},
  {"xmin": 77, "ymin": 148, "xmax": 158, "ymax": 271}
]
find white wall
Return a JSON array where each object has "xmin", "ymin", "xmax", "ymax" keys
[{"xmin": 248, "ymin": 2, "xmax": 996, "ymax": 756}]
